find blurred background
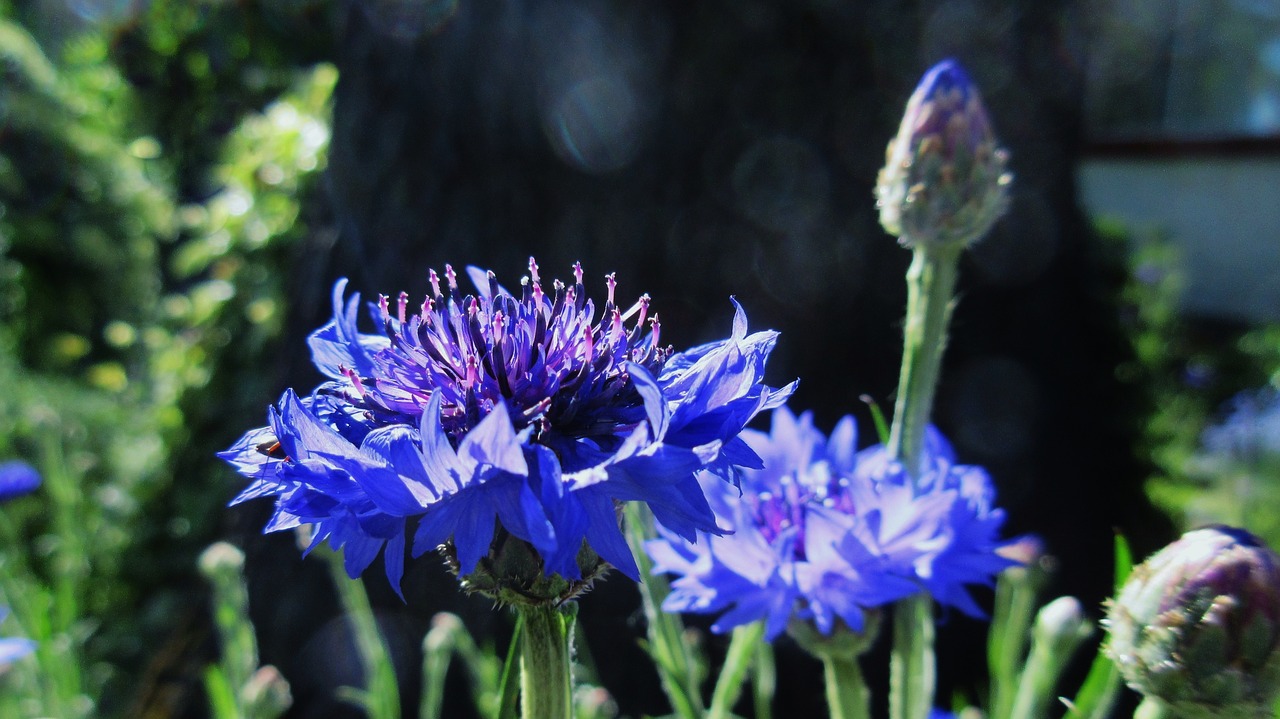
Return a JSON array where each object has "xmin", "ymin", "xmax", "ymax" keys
[{"xmin": 0, "ymin": 0, "xmax": 1277, "ymax": 717}]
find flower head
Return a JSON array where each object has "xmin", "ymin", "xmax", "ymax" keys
[
  {"xmin": 646, "ymin": 408, "xmax": 1014, "ymax": 640},
  {"xmin": 221, "ymin": 259, "xmax": 794, "ymax": 603},
  {"xmin": 0, "ymin": 461, "xmax": 40, "ymax": 502},
  {"xmin": 876, "ymin": 59, "xmax": 1011, "ymax": 248},
  {"xmin": 1105, "ymin": 525, "xmax": 1280, "ymax": 719}
]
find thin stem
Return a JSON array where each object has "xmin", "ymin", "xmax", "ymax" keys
[
  {"xmin": 885, "ymin": 241, "xmax": 961, "ymax": 719},
  {"xmin": 708, "ymin": 622, "xmax": 765, "ymax": 719},
  {"xmin": 623, "ymin": 503, "xmax": 705, "ymax": 719},
  {"xmin": 753, "ymin": 639, "xmax": 776, "ymax": 719},
  {"xmin": 889, "ymin": 595, "xmax": 936, "ymax": 719},
  {"xmin": 823, "ymin": 653, "xmax": 871, "ymax": 719},
  {"xmin": 987, "ymin": 565, "xmax": 1044, "ymax": 719},
  {"xmin": 324, "ymin": 551, "xmax": 400, "ymax": 719},
  {"xmin": 518, "ymin": 604, "xmax": 573, "ymax": 719},
  {"xmin": 886, "ymin": 243, "xmax": 962, "ymax": 478}
]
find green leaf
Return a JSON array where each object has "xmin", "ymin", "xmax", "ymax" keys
[
  {"xmin": 1062, "ymin": 532, "xmax": 1131, "ymax": 719},
  {"xmin": 860, "ymin": 394, "xmax": 891, "ymax": 445}
]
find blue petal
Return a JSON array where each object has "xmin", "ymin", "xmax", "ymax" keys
[
  {"xmin": 492, "ymin": 473, "xmax": 556, "ymax": 554},
  {"xmin": 412, "ymin": 495, "xmax": 466, "ymax": 556},
  {"xmin": 306, "ymin": 279, "xmax": 388, "ymax": 380},
  {"xmin": 384, "ymin": 532, "xmax": 407, "ymax": 600},
  {"xmin": 531, "ymin": 446, "xmax": 590, "ymax": 578},
  {"xmin": 315, "ymin": 451, "xmax": 424, "ymax": 516},
  {"xmin": 274, "ymin": 390, "xmax": 354, "ymax": 461},
  {"xmin": 627, "ymin": 361, "xmax": 669, "ymax": 439},
  {"xmin": 418, "ymin": 393, "xmax": 466, "ymax": 494},
  {"xmin": 341, "ymin": 533, "xmax": 385, "ymax": 579},
  {"xmin": 458, "ymin": 402, "xmax": 526, "ymax": 476},
  {"xmin": 452, "ymin": 496, "xmax": 497, "ymax": 576},
  {"xmin": 578, "ymin": 488, "xmax": 639, "ymax": 579}
]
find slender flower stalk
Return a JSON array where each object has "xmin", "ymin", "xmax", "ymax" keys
[
  {"xmin": 321, "ymin": 544, "xmax": 400, "ymax": 719},
  {"xmin": 1009, "ymin": 597, "xmax": 1093, "ymax": 719},
  {"xmin": 519, "ymin": 604, "xmax": 574, "ymax": 719},
  {"xmin": 886, "ymin": 243, "xmax": 953, "ymax": 719},
  {"xmin": 987, "ymin": 538, "xmax": 1048, "ymax": 719},
  {"xmin": 824, "ymin": 654, "xmax": 871, "ymax": 719},
  {"xmin": 624, "ymin": 503, "xmax": 705, "ymax": 719},
  {"xmin": 886, "ymin": 243, "xmax": 961, "ymax": 479},
  {"xmin": 707, "ymin": 622, "xmax": 766, "ymax": 719},
  {"xmin": 876, "ymin": 59, "xmax": 1011, "ymax": 719}
]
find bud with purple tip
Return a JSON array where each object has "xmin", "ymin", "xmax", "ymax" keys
[
  {"xmin": 1105, "ymin": 526, "xmax": 1280, "ymax": 719},
  {"xmin": 876, "ymin": 59, "xmax": 1011, "ymax": 248}
]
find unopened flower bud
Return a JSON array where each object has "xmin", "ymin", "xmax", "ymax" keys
[
  {"xmin": 241, "ymin": 665, "xmax": 292, "ymax": 718},
  {"xmin": 198, "ymin": 541, "xmax": 246, "ymax": 579},
  {"xmin": 1105, "ymin": 526, "xmax": 1280, "ymax": 719},
  {"xmin": 1033, "ymin": 596, "xmax": 1090, "ymax": 651},
  {"xmin": 876, "ymin": 59, "xmax": 1011, "ymax": 248}
]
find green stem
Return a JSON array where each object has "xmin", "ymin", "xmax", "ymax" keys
[
  {"xmin": 707, "ymin": 622, "xmax": 765, "ymax": 719},
  {"xmin": 885, "ymin": 242, "xmax": 960, "ymax": 719},
  {"xmin": 886, "ymin": 243, "xmax": 962, "ymax": 478},
  {"xmin": 987, "ymin": 564, "xmax": 1044, "ymax": 719},
  {"xmin": 823, "ymin": 653, "xmax": 871, "ymax": 719},
  {"xmin": 889, "ymin": 595, "xmax": 936, "ymax": 719},
  {"xmin": 753, "ymin": 639, "xmax": 776, "ymax": 719},
  {"xmin": 518, "ymin": 604, "xmax": 573, "ymax": 719},
  {"xmin": 324, "ymin": 551, "xmax": 400, "ymax": 719},
  {"xmin": 623, "ymin": 503, "xmax": 705, "ymax": 719}
]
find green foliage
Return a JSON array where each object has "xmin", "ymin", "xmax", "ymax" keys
[
  {"xmin": 0, "ymin": 3, "xmax": 335, "ymax": 714},
  {"xmin": 1099, "ymin": 218, "xmax": 1280, "ymax": 543}
]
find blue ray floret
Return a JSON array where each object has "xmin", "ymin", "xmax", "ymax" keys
[
  {"xmin": 220, "ymin": 258, "xmax": 795, "ymax": 595},
  {"xmin": 646, "ymin": 408, "xmax": 1015, "ymax": 640}
]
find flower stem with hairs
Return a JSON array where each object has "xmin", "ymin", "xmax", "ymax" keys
[{"xmin": 518, "ymin": 603, "xmax": 574, "ymax": 719}]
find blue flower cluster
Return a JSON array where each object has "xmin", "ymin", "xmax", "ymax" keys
[
  {"xmin": 220, "ymin": 260, "xmax": 794, "ymax": 594},
  {"xmin": 645, "ymin": 408, "xmax": 1015, "ymax": 639}
]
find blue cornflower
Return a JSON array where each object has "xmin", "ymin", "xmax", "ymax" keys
[
  {"xmin": 0, "ymin": 461, "xmax": 40, "ymax": 502},
  {"xmin": 0, "ymin": 608, "xmax": 33, "ymax": 666},
  {"xmin": 220, "ymin": 259, "xmax": 794, "ymax": 600},
  {"xmin": 646, "ymin": 408, "xmax": 1014, "ymax": 640}
]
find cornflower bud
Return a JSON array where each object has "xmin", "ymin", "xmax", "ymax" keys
[
  {"xmin": 876, "ymin": 59, "xmax": 1011, "ymax": 248},
  {"xmin": 1105, "ymin": 526, "xmax": 1280, "ymax": 719}
]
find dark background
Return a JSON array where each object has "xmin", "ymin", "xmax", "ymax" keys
[
  {"xmin": 261, "ymin": 2, "xmax": 1168, "ymax": 716},
  {"xmin": 1, "ymin": 0, "xmax": 1190, "ymax": 716}
]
